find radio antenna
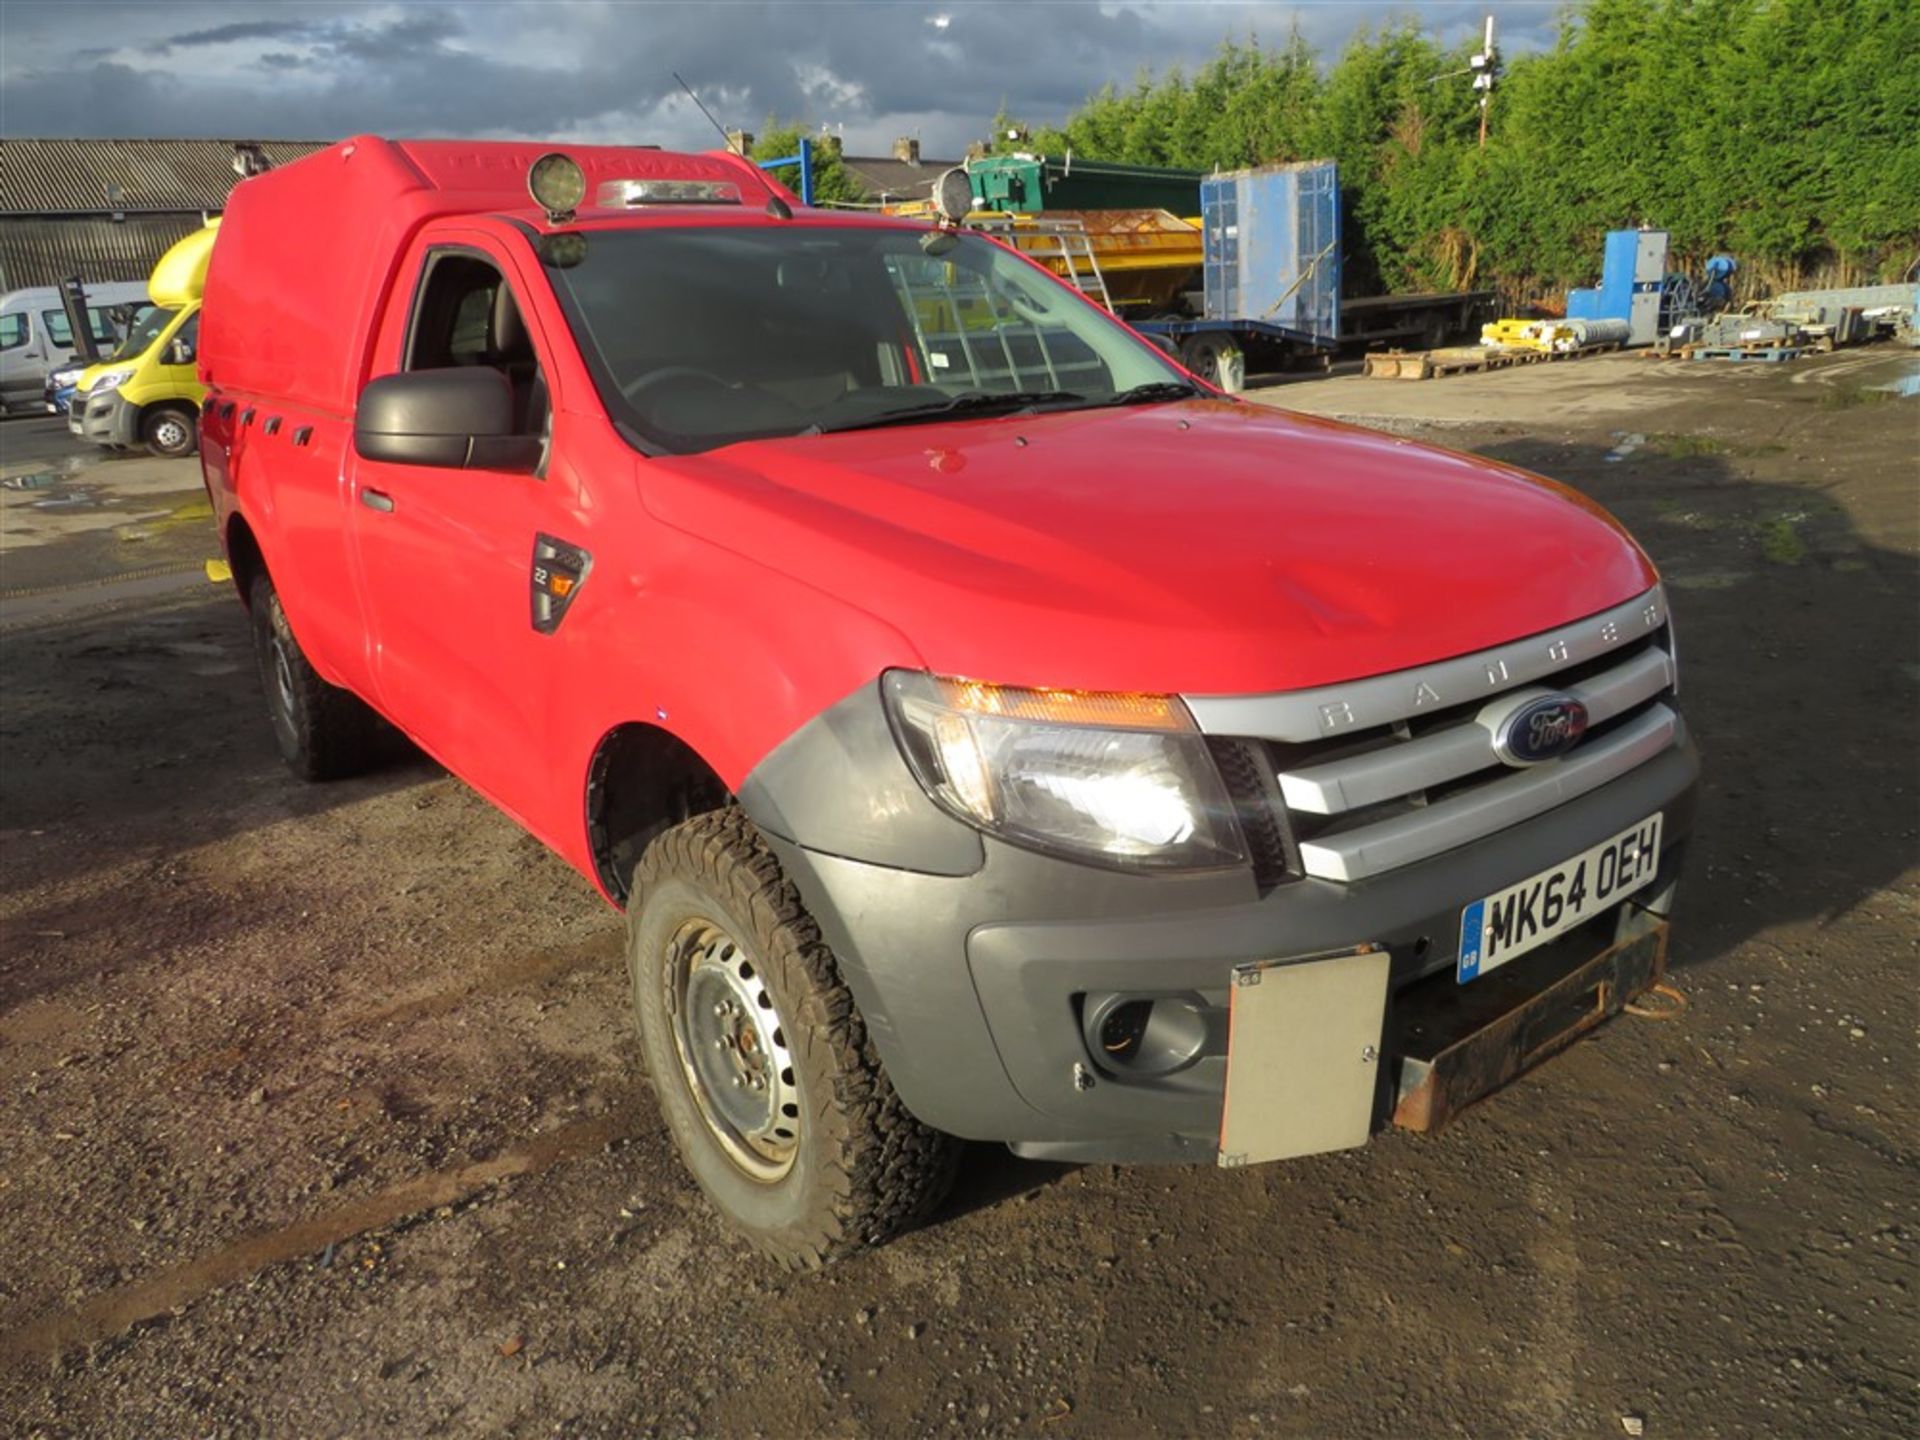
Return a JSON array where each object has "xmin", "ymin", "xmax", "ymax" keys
[
  {"xmin": 672, "ymin": 70, "xmax": 787, "ymax": 213},
  {"xmin": 672, "ymin": 72, "xmax": 735, "ymax": 148}
]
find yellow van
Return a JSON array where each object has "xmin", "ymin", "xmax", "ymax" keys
[{"xmin": 69, "ymin": 222, "xmax": 216, "ymax": 457}]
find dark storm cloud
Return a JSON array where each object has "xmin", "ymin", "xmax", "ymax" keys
[
  {"xmin": 158, "ymin": 19, "xmax": 311, "ymax": 52},
  {"xmin": 0, "ymin": 2, "xmax": 1560, "ymax": 151}
]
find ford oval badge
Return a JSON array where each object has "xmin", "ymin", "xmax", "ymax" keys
[{"xmin": 1493, "ymin": 694, "xmax": 1589, "ymax": 765}]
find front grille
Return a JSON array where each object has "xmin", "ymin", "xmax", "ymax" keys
[
  {"xmin": 1208, "ymin": 736, "xmax": 1297, "ymax": 890},
  {"xmin": 1186, "ymin": 587, "xmax": 1681, "ymax": 884}
]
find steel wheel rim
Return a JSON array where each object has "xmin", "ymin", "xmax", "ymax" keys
[
  {"xmin": 153, "ymin": 417, "xmax": 188, "ymax": 451},
  {"xmin": 272, "ymin": 635, "xmax": 296, "ymax": 717},
  {"xmin": 666, "ymin": 919, "xmax": 800, "ymax": 1182},
  {"xmin": 266, "ymin": 606, "xmax": 299, "ymax": 749}
]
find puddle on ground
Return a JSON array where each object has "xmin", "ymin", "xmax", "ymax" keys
[
  {"xmin": 1, "ymin": 471, "xmax": 60, "ymax": 492},
  {"xmin": 116, "ymin": 497, "xmax": 214, "ymax": 543},
  {"xmin": 1870, "ymin": 363, "xmax": 1920, "ymax": 398}
]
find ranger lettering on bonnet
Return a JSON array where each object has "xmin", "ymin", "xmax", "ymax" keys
[{"xmin": 197, "ymin": 139, "xmax": 1698, "ymax": 1267}]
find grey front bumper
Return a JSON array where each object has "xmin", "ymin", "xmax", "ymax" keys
[
  {"xmin": 762, "ymin": 730, "xmax": 1698, "ymax": 1165},
  {"xmin": 70, "ymin": 387, "xmax": 139, "ymax": 447}
]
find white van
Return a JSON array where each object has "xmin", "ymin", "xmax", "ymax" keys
[{"xmin": 0, "ymin": 282, "xmax": 152, "ymax": 415}]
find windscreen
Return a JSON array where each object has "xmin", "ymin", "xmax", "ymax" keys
[
  {"xmin": 109, "ymin": 305, "xmax": 176, "ymax": 362},
  {"xmin": 543, "ymin": 224, "xmax": 1187, "ymax": 454}
]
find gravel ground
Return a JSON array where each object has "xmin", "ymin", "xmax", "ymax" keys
[{"xmin": 1, "ymin": 349, "xmax": 1915, "ymax": 1437}]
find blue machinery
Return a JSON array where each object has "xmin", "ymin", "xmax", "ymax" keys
[{"xmin": 1567, "ymin": 229, "xmax": 1670, "ymax": 346}]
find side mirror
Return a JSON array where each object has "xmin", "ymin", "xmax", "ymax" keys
[{"xmin": 354, "ymin": 368, "xmax": 540, "ymax": 471}]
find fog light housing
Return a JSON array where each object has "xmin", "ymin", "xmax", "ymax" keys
[{"xmin": 1083, "ymin": 992, "xmax": 1210, "ymax": 1078}]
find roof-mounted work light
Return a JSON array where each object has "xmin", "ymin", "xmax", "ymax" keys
[
  {"xmin": 528, "ymin": 152, "xmax": 587, "ymax": 223},
  {"xmin": 932, "ymin": 167, "xmax": 974, "ymax": 225}
]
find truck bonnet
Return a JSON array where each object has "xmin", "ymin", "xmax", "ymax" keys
[{"xmin": 639, "ymin": 398, "xmax": 1658, "ymax": 698}]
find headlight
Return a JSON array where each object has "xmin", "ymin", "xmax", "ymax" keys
[
  {"xmin": 882, "ymin": 670, "xmax": 1248, "ymax": 871},
  {"xmin": 86, "ymin": 369, "xmax": 134, "ymax": 394},
  {"xmin": 49, "ymin": 366, "xmax": 83, "ymax": 388}
]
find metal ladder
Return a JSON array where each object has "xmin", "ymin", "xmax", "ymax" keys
[{"xmin": 972, "ymin": 218, "xmax": 1116, "ymax": 313}]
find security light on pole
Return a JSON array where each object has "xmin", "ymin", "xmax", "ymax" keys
[{"xmin": 1470, "ymin": 14, "xmax": 1499, "ymax": 150}]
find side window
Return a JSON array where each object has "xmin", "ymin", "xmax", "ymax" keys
[
  {"xmin": 42, "ymin": 310, "xmax": 74, "ymax": 347},
  {"xmin": 0, "ymin": 313, "xmax": 27, "ymax": 350},
  {"xmin": 406, "ymin": 251, "xmax": 546, "ymax": 437},
  {"xmin": 171, "ymin": 313, "xmax": 200, "ymax": 362}
]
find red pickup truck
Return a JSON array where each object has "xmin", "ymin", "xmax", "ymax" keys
[{"xmin": 198, "ymin": 139, "xmax": 1696, "ymax": 1267}]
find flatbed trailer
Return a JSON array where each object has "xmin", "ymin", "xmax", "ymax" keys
[
  {"xmin": 1121, "ymin": 166, "xmax": 1487, "ymax": 392},
  {"xmin": 1133, "ymin": 315, "xmax": 1332, "ymax": 391},
  {"xmin": 934, "ymin": 159, "xmax": 1486, "ymax": 393},
  {"xmin": 1121, "ymin": 161, "xmax": 1341, "ymax": 394},
  {"xmin": 1341, "ymin": 290, "xmax": 1496, "ymax": 354}
]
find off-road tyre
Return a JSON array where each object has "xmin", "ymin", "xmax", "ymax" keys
[
  {"xmin": 142, "ymin": 403, "xmax": 199, "ymax": 458},
  {"xmin": 248, "ymin": 571, "xmax": 384, "ymax": 781},
  {"xmin": 628, "ymin": 807, "xmax": 960, "ymax": 1268}
]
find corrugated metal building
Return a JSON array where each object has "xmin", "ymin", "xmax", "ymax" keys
[{"xmin": 0, "ymin": 138, "xmax": 329, "ymax": 290}]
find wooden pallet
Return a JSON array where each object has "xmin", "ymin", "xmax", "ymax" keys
[
  {"xmin": 1683, "ymin": 344, "xmax": 1808, "ymax": 363},
  {"xmin": 1364, "ymin": 341, "xmax": 1621, "ymax": 381}
]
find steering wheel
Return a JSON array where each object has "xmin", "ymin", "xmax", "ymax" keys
[{"xmin": 620, "ymin": 366, "xmax": 734, "ymax": 401}]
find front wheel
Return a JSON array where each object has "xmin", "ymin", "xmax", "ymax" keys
[
  {"xmin": 628, "ymin": 809, "xmax": 959, "ymax": 1268},
  {"xmin": 248, "ymin": 571, "xmax": 385, "ymax": 780},
  {"xmin": 142, "ymin": 404, "xmax": 198, "ymax": 458}
]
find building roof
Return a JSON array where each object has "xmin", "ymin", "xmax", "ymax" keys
[
  {"xmin": 0, "ymin": 214, "xmax": 209, "ymax": 290},
  {"xmin": 0, "ymin": 138, "xmax": 331, "ymax": 216},
  {"xmin": 840, "ymin": 154, "xmax": 959, "ymax": 203}
]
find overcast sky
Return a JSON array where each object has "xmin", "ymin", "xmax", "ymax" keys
[{"xmin": 0, "ymin": 2, "xmax": 1559, "ymax": 157}]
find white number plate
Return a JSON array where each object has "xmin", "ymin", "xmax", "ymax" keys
[{"xmin": 1458, "ymin": 813, "xmax": 1662, "ymax": 982}]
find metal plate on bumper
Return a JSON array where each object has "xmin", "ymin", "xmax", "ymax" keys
[
  {"xmin": 1219, "ymin": 945, "xmax": 1390, "ymax": 1167},
  {"xmin": 1393, "ymin": 908, "xmax": 1670, "ymax": 1133}
]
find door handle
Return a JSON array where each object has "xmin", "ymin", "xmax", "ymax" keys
[{"xmin": 360, "ymin": 488, "xmax": 395, "ymax": 513}]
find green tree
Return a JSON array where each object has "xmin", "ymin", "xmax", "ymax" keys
[
  {"xmin": 753, "ymin": 121, "xmax": 870, "ymax": 206},
  {"xmin": 985, "ymin": 2, "xmax": 1920, "ymax": 298}
]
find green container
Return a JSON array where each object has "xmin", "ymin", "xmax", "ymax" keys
[{"xmin": 967, "ymin": 155, "xmax": 1204, "ymax": 216}]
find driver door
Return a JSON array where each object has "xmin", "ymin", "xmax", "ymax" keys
[{"xmin": 348, "ymin": 239, "xmax": 560, "ymax": 819}]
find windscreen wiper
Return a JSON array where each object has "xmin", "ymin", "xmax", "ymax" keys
[
  {"xmin": 1099, "ymin": 380, "xmax": 1207, "ymax": 406},
  {"xmin": 807, "ymin": 390, "xmax": 1086, "ymax": 435}
]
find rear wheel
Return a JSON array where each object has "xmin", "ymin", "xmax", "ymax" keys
[
  {"xmin": 628, "ymin": 808, "xmax": 959, "ymax": 1268},
  {"xmin": 1181, "ymin": 334, "xmax": 1243, "ymax": 394},
  {"xmin": 142, "ymin": 404, "xmax": 198, "ymax": 458},
  {"xmin": 248, "ymin": 572, "xmax": 384, "ymax": 780}
]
